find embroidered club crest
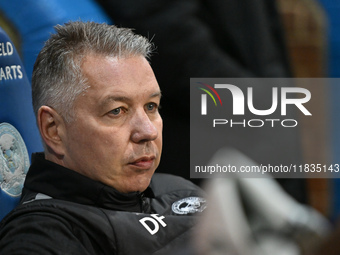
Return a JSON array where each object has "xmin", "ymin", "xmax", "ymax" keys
[
  {"xmin": 172, "ymin": 197, "xmax": 207, "ymax": 215},
  {"xmin": 0, "ymin": 123, "xmax": 29, "ymax": 197}
]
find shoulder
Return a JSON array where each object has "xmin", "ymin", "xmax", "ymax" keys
[
  {"xmin": 0, "ymin": 205, "xmax": 92, "ymax": 254},
  {"xmin": 149, "ymin": 174, "xmax": 206, "ymax": 216},
  {"xmin": 150, "ymin": 173, "xmax": 204, "ymax": 196},
  {"xmin": 0, "ymin": 199, "xmax": 115, "ymax": 254}
]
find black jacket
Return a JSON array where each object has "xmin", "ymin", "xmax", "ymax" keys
[{"xmin": 0, "ymin": 153, "xmax": 205, "ymax": 254}]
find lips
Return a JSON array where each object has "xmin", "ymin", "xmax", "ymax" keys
[{"xmin": 129, "ymin": 156, "xmax": 156, "ymax": 170}]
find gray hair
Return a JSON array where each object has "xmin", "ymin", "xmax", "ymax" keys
[{"xmin": 32, "ymin": 21, "xmax": 154, "ymax": 122}]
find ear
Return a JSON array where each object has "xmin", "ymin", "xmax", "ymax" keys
[{"xmin": 37, "ymin": 106, "xmax": 66, "ymax": 156}]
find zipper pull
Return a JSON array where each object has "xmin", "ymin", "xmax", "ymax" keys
[{"xmin": 138, "ymin": 192, "xmax": 149, "ymax": 213}]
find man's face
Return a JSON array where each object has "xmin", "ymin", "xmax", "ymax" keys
[{"xmin": 61, "ymin": 54, "xmax": 162, "ymax": 193}]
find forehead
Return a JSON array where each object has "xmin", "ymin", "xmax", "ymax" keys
[{"xmin": 81, "ymin": 54, "xmax": 160, "ymax": 102}]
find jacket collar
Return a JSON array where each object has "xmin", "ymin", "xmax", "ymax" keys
[{"xmin": 23, "ymin": 153, "xmax": 154, "ymax": 212}]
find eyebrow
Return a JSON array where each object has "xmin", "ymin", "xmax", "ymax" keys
[
  {"xmin": 150, "ymin": 91, "xmax": 162, "ymax": 99},
  {"xmin": 100, "ymin": 91, "xmax": 162, "ymax": 108}
]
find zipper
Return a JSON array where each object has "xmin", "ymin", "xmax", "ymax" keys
[{"xmin": 138, "ymin": 192, "xmax": 149, "ymax": 213}]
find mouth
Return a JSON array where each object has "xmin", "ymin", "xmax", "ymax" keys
[{"xmin": 128, "ymin": 156, "xmax": 156, "ymax": 170}]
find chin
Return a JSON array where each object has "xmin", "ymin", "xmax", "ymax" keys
[{"xmin": 133, "ymin": 175, "xmax": 153, "ymax": 193}]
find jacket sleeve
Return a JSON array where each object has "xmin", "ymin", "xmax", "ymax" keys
[{"xmin": 0, "ymin": 213, "xmax": 96, "ymax": 255}]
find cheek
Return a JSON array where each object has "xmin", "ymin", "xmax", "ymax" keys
[
  {"xmin": 66, "ymin": 124, "xmax": 106, "ymax": 156},
  {"xmin": 154, "ymin": 120, "xmax": 163, "ymax": 159},
  {"xmin": 79, "ymin": 127, "xmax": 129, "ymax": 158},
  {"xmin": 156, "ymin": 119, "xmax": 163, "ymax": 145}
]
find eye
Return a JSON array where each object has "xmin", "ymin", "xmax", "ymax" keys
[
  {"xmin": 109, "ymin": 107, "xmax": 123, "ymax": 116},
  {"xmin": 145, "ymin": 103, "xmax": 158, "ymax": 112}
]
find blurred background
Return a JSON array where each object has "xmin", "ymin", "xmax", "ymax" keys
[{"xmin": 0, "ymin": 0, "xmax": 340, "ymax": 224}]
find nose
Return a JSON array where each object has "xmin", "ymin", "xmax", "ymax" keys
[{"xmin": 130, "ymin": 110, "xmax": 159, "ymax": 143}]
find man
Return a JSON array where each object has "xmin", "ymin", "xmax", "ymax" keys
[
  {"xmin": 0, "ymin": 21, "xmax": 205, "ymax": 254},
  {"xmin": 95, "ymin": 0, "xmax": 307, "ymax": 204}
]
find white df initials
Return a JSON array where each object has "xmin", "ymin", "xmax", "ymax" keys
[{"xmin": 139, "ymin": 214, "xmax": 167, "ymax": 235}]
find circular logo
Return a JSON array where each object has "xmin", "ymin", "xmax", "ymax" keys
[
  {"xmin": 172, "ymin": 197, "xmax": 207, "ymax": 215},
  {"xmin": 0, "ymin": 123, "xmax": 29, "ymax": 197}
]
